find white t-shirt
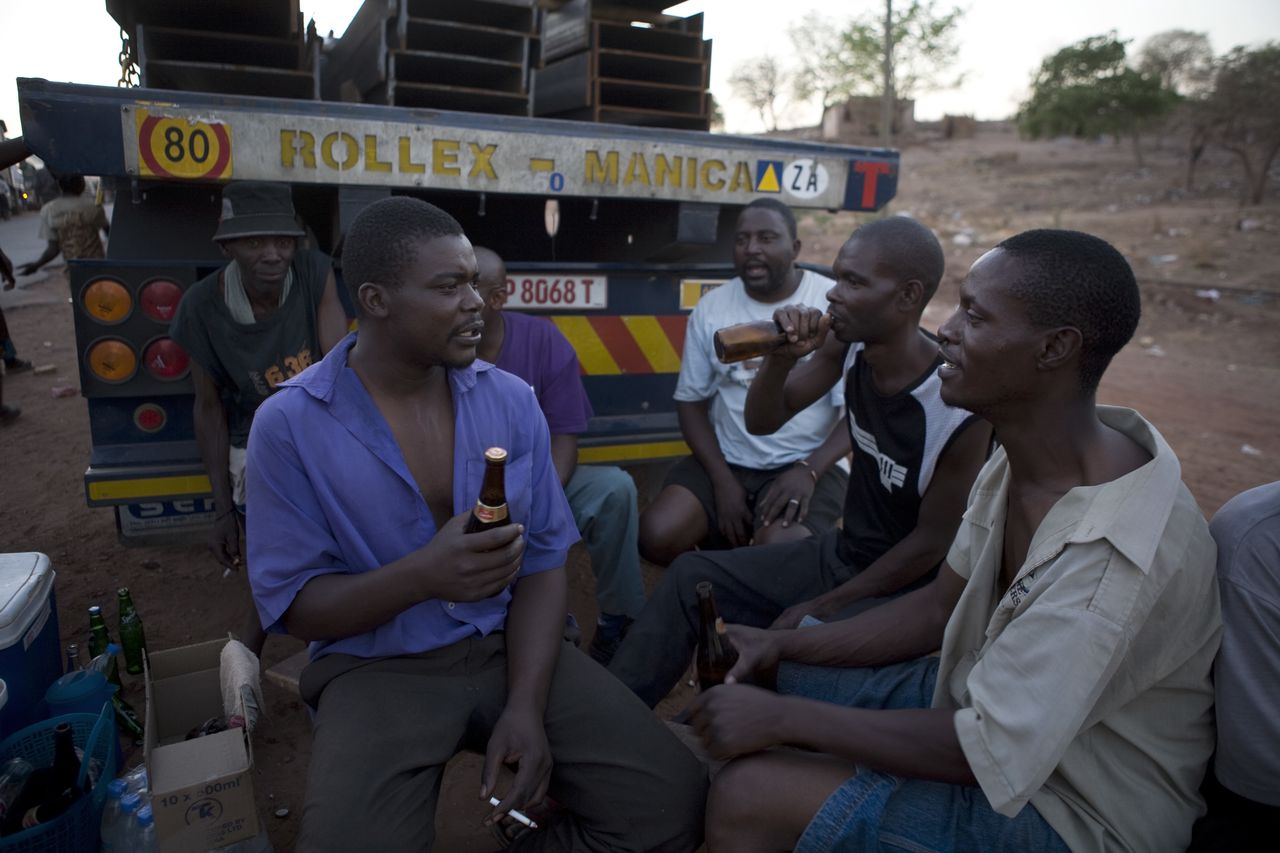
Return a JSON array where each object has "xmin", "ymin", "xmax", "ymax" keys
[{"xmin": 674, "ymin": 270, "xmax": 843, "ymax": 469}]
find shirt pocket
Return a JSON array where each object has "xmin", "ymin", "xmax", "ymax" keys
[{"xmin": 465, "ymin": 452, "xmax": 534, "ymax": 528}]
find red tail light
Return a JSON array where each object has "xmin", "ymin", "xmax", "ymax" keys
[
  {"xmin": 141, "ymin": 337, "xmax": 190, "ymax": 380},
  {"xmin": 139, "ymin": 279, "xmax": 184, "ymax": 323},
  {"xmin": 133, "ymin": 403, "xmax": 166, "ymax": 433}
]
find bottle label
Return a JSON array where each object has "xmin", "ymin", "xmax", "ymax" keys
[{"xmin": 473, "ymin": 502, "xmax": 508, "ymax": 524}]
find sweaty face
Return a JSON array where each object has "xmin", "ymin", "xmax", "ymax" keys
[
  {"xmin": 825, "ymin": 237, "xmax": 903, "ymax": 344},
  {"xmin": 384, "ymin": 234, "xmax": 485, "ymax": 370},
  {"xmin": 936, "ymin": 248, "xmax": 1045, "ymax": 415},
  {"xmin": 220, "ymin": 235, "xmax": 297, "ymax": 289},
  {"xmin": 733, "ymin": 207, "xmax": 799, "ymax": 300}
]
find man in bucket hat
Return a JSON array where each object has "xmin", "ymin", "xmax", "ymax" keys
[{"xmin": 170, "ymin": 180, "xmax": 347, "ymax": 653}]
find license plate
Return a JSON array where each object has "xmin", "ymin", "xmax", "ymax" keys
[{"xmin": 505, "ymin": 275, "xmax": 607, "ymax": 310}]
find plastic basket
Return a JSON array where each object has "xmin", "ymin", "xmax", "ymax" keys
[{"xmin": 0, "ymin": 702, "xmax": 119, "ymax": 853}]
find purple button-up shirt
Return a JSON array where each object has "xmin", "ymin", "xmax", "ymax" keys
[{"xmin": 245, "ymin": 333, "xmax": 578, "ymax": 661}]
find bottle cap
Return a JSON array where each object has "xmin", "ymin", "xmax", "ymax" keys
[
  {"xmin": 121, "ymin": 791, "xmax": 141, "ymax": 813},
  {"xmin": 107, "ymin": 643, "xmax": 121, "ymax": 654},
  {"xmin": 483, "ymin": 447, "xmax": 508, "ymax": 463},
  {"xmin": 88, "ymin": 605, "xmax": 102, "ymax": 615},
  {"xmin": 137, "ymin": 805, "xmax": 153, "ymax": 826},
  {"xmin": 117, "ymin": 587, "xmax": 130, "ymax": 597},
  {"xmin": 108, "ymin": 778, "xmax": 127, "ymax": 798}
]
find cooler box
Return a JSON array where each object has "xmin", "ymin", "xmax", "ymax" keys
[{"xmin": 0, "ymin": 552, "xmax": 61, "ymax": 740}]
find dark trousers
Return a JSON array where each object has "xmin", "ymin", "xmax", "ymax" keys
[
  {"xmin": 1187, "ymin": 768, "xmax": 1279, "ymax": 853},
  {"xmin": 609, "ymin": 531, "xmax": 916, "ymax": 708},
  {"xmin": 297, "ymin": 633, "xmax": 707, "ymax": 852}
]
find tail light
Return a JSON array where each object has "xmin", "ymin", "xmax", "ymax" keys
[
  {"xmin": 141, "ymin": 337, "xmax": 190, "ymax": 380},
  {"xmin": 133, "ymin": 403, "xmax": 167, "ymax": 433},
  {"xmin": 81, "ymin": 278, "xmax": 132, "ymax": 324},
  {"xmin": 139, "ymin": 279, "xmax": 184, "ymax": 323},
  {"xmin": 86, "ymin": 338, "xmax": 138, "ymax": 383}
]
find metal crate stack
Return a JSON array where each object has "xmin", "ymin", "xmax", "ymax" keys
[
  {"xmin": 322, "ymin": 0, "xmax": 538, "ymax": 116},
  {"xmin": 532, "ymin": 0, "xmax": 711, "ymax": 130},
  {"xmin": 108, "ymin": 0, "xmax": 320, "ymax": 100}
]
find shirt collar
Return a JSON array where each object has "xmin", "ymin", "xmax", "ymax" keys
[{"xmin": 1061, "ymin": 406, "xmax": 1182, "ymax": 571}]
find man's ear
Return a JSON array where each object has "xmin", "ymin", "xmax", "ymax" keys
[
  {"xmin": 1038, "ymin": 326, "xmax": 1082, "ymax": 372},
  {"xmin": 357, "ymin": 281, "xmax": 389, "ymax": 318},
  {"xmin": 897, "ymin": 278, "xmax": 925, "ymax": 311},
  {"xmin": 489, "ymin": 285, "xmax": 509, "ymax": 311},
  {"xmin": 218, "ymin": 243, "xmax": 231, "ymax": 260}
]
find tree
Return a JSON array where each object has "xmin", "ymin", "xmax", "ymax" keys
[
  {"xmin": 786, "ymin": 1, "xmax": 964, "ymax": 126},
  {"xmin": 1204, "ymin": 43, "xmax": 1280, "ymax": 204},
  {"xmin": 1018, "ymin": 33, "xmax": 1177, "ymax": 166},
  {"xmin": 728, "ymin": 55, "xmax": 789, "ymax": 131},
  {"xmin": 1138, "ymin": 30, "xmax": 1214, "ymax": 96}
]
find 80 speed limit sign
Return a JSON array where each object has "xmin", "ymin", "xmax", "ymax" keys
[{"xmin": 133, "ymin": 108, "xmax": 232, "ymax": 180}]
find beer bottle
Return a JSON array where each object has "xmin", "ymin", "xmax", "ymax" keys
[
  {"xmin": 116, "ymin": 588, "xmax": 147, "ymax": 676},
  {"xmin": 65, "ymin": 643, "xmax": 82, "ymax": 674},
  {"xmin": 465, "ymin": 447, "xmax": 511, "ymax": 533},
  {"xmin": 713, "ymin": 319, "xmax": 787, "ymax": 364},
  {"xmin": 695, "ymin": 582, "xmax": 739, "ymax": 691},
  {"xmin": 87, "ymin": 605, "xmax": 123, "ymax": 689}
]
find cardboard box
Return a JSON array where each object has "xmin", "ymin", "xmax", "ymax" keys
[{"xmin": 145, "ymin": 638, "xmax": 259, "ymax": 852}]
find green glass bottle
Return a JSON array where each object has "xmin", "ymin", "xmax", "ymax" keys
[
  {"xmin": 116, "ymin": 588, "xmax": 148, "ymax": 676},
  {"xmin": 87, "ymin": 605, "xmax": 122, "ymax": 689}
]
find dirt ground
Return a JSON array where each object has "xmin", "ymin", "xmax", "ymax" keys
[{"xmin": 1, "ymin": 125, "xmax": 1277, "ymax": 851}]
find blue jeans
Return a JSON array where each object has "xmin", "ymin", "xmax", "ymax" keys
[
  {"xmin": 779, "ymin": 653, "xmax": 1070, "ymax": 853},
  {"xmin": 564, "ymin": 465, "xmax": 646, "ymax": 619}
]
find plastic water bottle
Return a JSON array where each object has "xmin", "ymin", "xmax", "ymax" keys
[
  {"xmin": 99, "ymin": 779, "xmax": 127, "ymax": 851},
  {"xmin": 112, "ymin": 791, "xmax": 141, "ymax": 851},
  {"xmin": 132, "ymin": 804, "xmax": 158, "ymax": 853}
]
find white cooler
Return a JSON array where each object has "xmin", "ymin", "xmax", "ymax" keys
[{"xmin": 0, "ymin": 552, "xmax": 61, "ymax": 739}]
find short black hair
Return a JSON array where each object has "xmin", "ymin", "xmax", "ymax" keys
[
  {"xmin": 742, "ymin": 198, "xmax": 797, "ymax": 240},
  {"xmin": 56, "ymin": 173, "xmax": 86, "ymax": 195},
  {"xmin": 851, "ymin": 216, "xmax": 945, "ymax": 301},
  {"xmin": 342, "ymin": 197, "xmax": 464, "ymax": 309},
  {"xmin": 995, "ymin": 229, "xmax": 1140, "ymax": 391}
]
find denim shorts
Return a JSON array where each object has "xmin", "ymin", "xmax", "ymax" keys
[{"xmin": 778, "ymin": 649, "xmax": 1070, "ymax": 853}]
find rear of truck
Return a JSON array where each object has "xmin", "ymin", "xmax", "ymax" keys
[{"xmin": 16, "ymin": 3, "xmax": 898, "ymax": 541}]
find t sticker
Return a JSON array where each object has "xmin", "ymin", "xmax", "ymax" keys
[
  {"xmin": 784, "ymin": 159, "xmax": 829, "ymax": 200},
  {"xmin": 754, "ymin": 160, "xmax": 783, "ymax": 193}
]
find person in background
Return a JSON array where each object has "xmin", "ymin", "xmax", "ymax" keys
[
  {"xmin": 639, "ymin": 198, "xmax": 849, "ymax": 567},
  {"xmin": 0, "ymin": 245, "xmax": 20, "ymax": 424},
  {"xmin": 168, "ymin": 181, "xmax": 346, "ymax": 654},
  {"xmin": 245, "ymin": 196, "xmax": 706, "ymax": 851},
  {"xmin": 1189, "ymin": 480, "xmax": 1280, "ymax": 852},
  {"xmin": 473, "ymin": 246, "xmax": 646, "ymax": 664},
  {"xmin": 692, "ymin": 229, "xmax": 1220, "ymax": 853},
  {"xmin": 18, "ymin": 173, "xmax": 109, "ymax": 275}
]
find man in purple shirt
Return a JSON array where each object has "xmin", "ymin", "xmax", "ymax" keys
[
  {"xmin": 473, "ymin": 246, "xmax": 646, "ymax": 665},
  {"xmin": 245, "ymin": 198, "xmax": 705, "ymax": 851}
]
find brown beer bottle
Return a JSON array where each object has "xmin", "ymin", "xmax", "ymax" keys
[
  {"xmin": 713, "ymin": 320, "xmax": 788, "ymax": 364},
  {"xmin": 695, "ymin": 582, "xmax": 739, "ymax": 690},
  {"xmin": 465, "ymin": 447, "xmax": 511, "ymax": 533}
]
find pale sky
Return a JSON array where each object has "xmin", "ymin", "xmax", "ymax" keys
[{"xmin": 2, "ymin": 0, "xmax": 1277, "ymax": 140}]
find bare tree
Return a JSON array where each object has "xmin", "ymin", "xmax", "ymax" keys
[
  {"xmin": 1139, "ymin": 30, "xmax": 1214, "ymax": 96},
  {"xmin": 1206, "ymin": 43, "xmax": 1280, "ymax": 204},
  {"xmin": 729, "ymin": 56, "xmax": 789, "ymax": 131}
]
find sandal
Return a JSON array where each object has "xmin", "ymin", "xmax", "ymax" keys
[{"xmin": 4, "ymin": 358, "xmax": 33, "ymax": 374}]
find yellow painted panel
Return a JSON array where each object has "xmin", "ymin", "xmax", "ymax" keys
[
  {"xmin": 621, "ymin": 316, "xmax": 682, "ymax": 373},
  {"xmin": 552, "ymin": 316, "xmax": 620, "ymax": 375},
  {"xmin": 88, "ymin": 474, "xmax": 212, "ymax": 502},
  {"xmin": 577, "ymin": 440, "xmax": 689, "ymax": 464}
]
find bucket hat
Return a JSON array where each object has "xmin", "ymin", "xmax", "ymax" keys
[{"xmin": 213, "ymin": 181, "xmax": 305, "ymax": 242}]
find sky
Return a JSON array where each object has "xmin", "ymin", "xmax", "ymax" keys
[{"xmin": 1, "ymin": 0, "xmax": 1278, "ymax": 140}]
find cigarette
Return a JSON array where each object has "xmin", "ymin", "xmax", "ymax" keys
[{"xmin": 488, "ymin": 797, "xmax": 538, "ymax": 830}]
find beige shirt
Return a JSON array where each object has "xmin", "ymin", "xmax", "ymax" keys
[
  {"xmin": 933, "ymin": 407, "xmax": 1221, "ymax": 853},
  {"xmin": 38, "ymin": 195, "xmax": 107, "ymax": 260}
]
